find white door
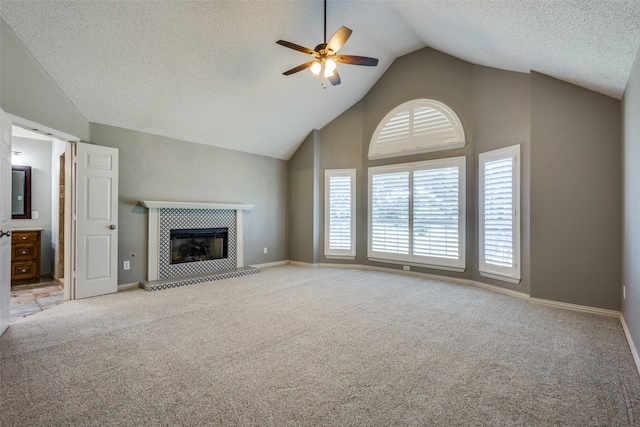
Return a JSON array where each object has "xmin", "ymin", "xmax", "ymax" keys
[
  {"xmin": 74, "ymin": 142, "xmax": 119, "ymax": 299},
  {"xmin": 0, "ymin": 110, "xmax": 13, "ymax": 335}
]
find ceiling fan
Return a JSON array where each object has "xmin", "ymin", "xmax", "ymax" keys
[{"xmin": 276, "ymin": 0, "xmax": 378, "ymax": 87}]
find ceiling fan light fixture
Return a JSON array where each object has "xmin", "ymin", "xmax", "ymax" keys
[
  {"xmin": 323, "ymin": 67, "xmax": 334, "ymax": 78},
  {"xmin": 325, "ymin": 58, "xmax": 336, "ymax": 72},
  {"xmin": 310, "ymin": 61, "xmax": 322, "ymax": 75}
]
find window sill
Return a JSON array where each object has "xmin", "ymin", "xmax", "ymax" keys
[
  {"xmin": 325, "ymin": 255, "xmax": 356, "ymax": 260},
  {"xmin": 480, "ymin": 271, "xmax": 521, "ymax": 284},
  {"xmin": 368, "ymin": 257, "xmax": 465, "ymax": 273}
]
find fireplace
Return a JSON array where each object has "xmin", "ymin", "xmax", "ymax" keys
[{"xmin": 170, "ymin": 228, "xmax": 228, "ymax": 264}]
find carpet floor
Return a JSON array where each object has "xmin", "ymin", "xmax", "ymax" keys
[{"xmin": 1, "ymin": 265, "xmax": 639, "ymax": 426}]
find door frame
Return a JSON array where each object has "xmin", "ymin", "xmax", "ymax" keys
[{"xmin": 7, "ymin": 114, "xmax": 79, "ymax": 301}]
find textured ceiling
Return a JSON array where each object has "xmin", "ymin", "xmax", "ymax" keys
[{"xmin": 1, "ymin": 1, "xmax": 639, "ymax": 160}]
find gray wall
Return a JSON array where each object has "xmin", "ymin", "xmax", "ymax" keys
[
  {"xmin": 90, "ymin": 123, "xmax": 288, "ymax": 284},
  {"xmin": 530, "ymin": 72, "xmax": 621, "ymax": 310},
  {"xmin": 11, "ymin": 136, "xmax": 53, "ymax": 275},
  {"xmin": 292, "ymin": 46, "xmax": 623, "ymax": 310},
  {"xmin": 622, "ymin": 45, "xmax": 640, "ymax": 350},
  {"xmin": 288, "ymin": 130, "xmax": 319, "ymax": 264},
  {"xmin": 0, "ymin": 20, "xmax": 89, "ymax": 141},
  {"xmin": 472, "ymin": 65, "xmax": 531, "ymax": 294}
]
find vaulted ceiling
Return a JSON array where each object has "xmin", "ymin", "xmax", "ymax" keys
[{"xmin": 1, "ymin": 1, "xmax": 639, "ymax": 160}]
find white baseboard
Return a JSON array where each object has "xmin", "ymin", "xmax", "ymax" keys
[
  {"xmin": 250, "ymin": 260, "xmax": 289, "ymax": 269},
  {"xmin": 621, "ymin": 315, "xmax": 640, "ymax": 376},
  {"xmin": 528, "ymin": 297, "xmax": 620, "ymax": 318},
  {"xmin": 118, "ymin": 282, "xmax": 140, "ymax": 291}
]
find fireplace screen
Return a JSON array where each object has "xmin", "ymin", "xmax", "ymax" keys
[{"xmin": 170, "ymin": 228, "xmax": 228, "ymax": 264}]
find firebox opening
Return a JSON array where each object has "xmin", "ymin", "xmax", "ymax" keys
[{"xmin": 170, "ymin": 228, "xmax": 228, "ymax": 264}]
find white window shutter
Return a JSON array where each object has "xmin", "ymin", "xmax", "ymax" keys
[
  {"xmin": 325, "ymin": 169, "xmax": 356, "ymax": 259},
  {"xmin": 370, "ymin": 170, "xmax": 410, "ymax": 256},
  {"xmin": 479, "ymin": 145, "xmax": 520, "ymax": 283},
  {"xmin": 413, "ymin": 166, "xmax": 460, "ymax": 260}
]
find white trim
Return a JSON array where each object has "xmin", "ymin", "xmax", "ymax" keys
[
  {"xmin": 368, "ymin": 156, "xmax": 466, "ymax": 270},
  {"xmin": 147, "ymin": 208, "xmax": 160, "ymax": 281},
  {"xmin": 528, "ymin": 297, "xmax": 620, "ymax": 318},
  {"xmin": 236, "ymin": 210, "xmax": 244, "ymax": 268},
  {"xmin": 7, "ymin": 113, "xmax": 80, "ymax": 142},
  {"xmin": 367, "ymin": 141, "xmax": 466, "ymax": 160},
  {"xmin": 621, "ymin": 315, "xmax": 640, "ymax": 376},
  {"xmin": 140, "ymin": 200, "xmax": 254, "ymax": 210},
  {"xmin": 479, "ymin": 144, "xmax": 521, "ymax": 282},
  {"xmin": 480, "ymin": 271, "xmax": 521, "ymax": 284},
  {"xmin": 324, "ymin": 169, "xmax": 356, "ymax": 258},
  {"xmin": 117, "ymin": 282, "xmax": 140, "ymax": 291},
  {"xmin": 367, "ymin": 257, "xmax": 465, "ymax": 273},
  {"xmin": 368, "ymin": 99, "xmax": 466, "ymax": 160},
  {"xmin": 250, "ymin": 260, "xmax": 288, "ymax": 268}
]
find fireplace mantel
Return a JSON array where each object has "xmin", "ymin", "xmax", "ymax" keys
[
  {"xmin": 140, "ymin": 200, "xmax": 254, "ymax": 211},
  {"xmin": 141, "ymin": 200, "xmax": 253, "ymax": 282}
]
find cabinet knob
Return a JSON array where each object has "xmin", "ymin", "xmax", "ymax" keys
[
  {"xmin": 22, "ymin": 251, "xmax": 27, "ymax": 254},
  {"xmin": 22, "ymin": 236, "xmax": 27, "ymax": 240},
  {"xmin": 21, "ymin": 269, "xmax": 26, "ymax": 272},
  {"xmin": 109, "ymin": 224, "xmax": 117, "ymax": 230}
]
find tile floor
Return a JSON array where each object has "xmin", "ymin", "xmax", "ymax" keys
[{"xmin": 10, "ymin": 281, "xmax": 65, "ymax": 322}]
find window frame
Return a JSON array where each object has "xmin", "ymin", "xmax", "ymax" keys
[
  {"xmin": 324, "ymin": 169, "xmax": 356, "ymax": 259},
  {"xmin": 368, "ymin": 99, "xmax": 466, "ymax": 160},
  {"xmin": 478, "ymin": 145, "xmax": 521, "ymax": 283},
  {"xmin": 368, "ymin": 156, "xmax": 466, "ymax": 271}
]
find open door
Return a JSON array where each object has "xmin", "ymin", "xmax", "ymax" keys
[
  {"xmin": 72, "ymin": 142, "xmax": 119, "ymax": 299},
  {"xmin": 1, "ymin": 110, "xmax": 12, "ymax": 335}
]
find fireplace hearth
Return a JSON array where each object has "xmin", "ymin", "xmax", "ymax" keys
[{"xmin": 170, "ymin": 228, "xmax": 228, "ymax": 264}]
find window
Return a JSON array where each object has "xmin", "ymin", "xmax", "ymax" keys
[
  {"xmin": 325, "ymin": 169, "xmax": 356, "ymax": 259},
  {"xmin": 368, "ymin": 157, "xmax": 466, "ymax": 271},
  {"xmin": 368, "ymin": 99, "xmax": 466, "ymax": 160},
  {"xmin": 479, "ymin": 145, "xmax": 520, "ymax": 283}
]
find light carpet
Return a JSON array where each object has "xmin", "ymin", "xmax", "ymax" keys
[{"xmin": 1, "ymin": 265, "xmax": 639, "ymax": 426}]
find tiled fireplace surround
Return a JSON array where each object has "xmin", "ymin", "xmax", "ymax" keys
[{"xmin": 140, "ymin": 201, "xmax": 259, "ymax": 291}]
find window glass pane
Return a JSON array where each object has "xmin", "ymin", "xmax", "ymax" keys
[
  {"xmin": 413, "ymin": 167, "xmax": 459, "ymax": 259},
  {"xmin": 371, "ymin": 171, "xmax": 410, "ymax": 254},
  {"xmin": 484, "ymin": 158, "xmax": 513, "ymax": 267},
  {"xmin": 328, "ymin": 175, "xmax": 352, "ymax": 250}
]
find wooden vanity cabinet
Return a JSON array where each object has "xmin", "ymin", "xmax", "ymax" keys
[{"xmin": 11, "ymin": 230, "xmax": 41, "ymax": 283}]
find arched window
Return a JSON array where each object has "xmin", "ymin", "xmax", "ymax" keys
[{"xmin": 368, "ymin": 99, "xmax": 466, "ymax": 160}]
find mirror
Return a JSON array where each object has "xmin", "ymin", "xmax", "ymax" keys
[{"xmin": 12, "ymin": 165, "xmax": 32, "ymax": 219}]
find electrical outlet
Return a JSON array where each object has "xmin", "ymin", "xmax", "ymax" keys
[
  {"xmin": 624, "ymin": 285, "xmax": 626, "ymax": 300},
  {"xmin": 32, "ymin": 211, "xmax": 39, "ymax": 219},
  {"xmin": 264, "ymin": 247, "xmax": 268, "ymax": 254},
  {"xmin": 123, "ymin": 260, "xmax": 130, "ymax": 270},
  {"xmin": 403, "ymin": 265, "xmax": 410, "ymax": 271}
]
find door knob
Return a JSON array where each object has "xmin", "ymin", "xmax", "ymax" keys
[
  {"xmin": 109, "ymin": 224, "xmax": 117, "ymax": 230},
  {"xmin": 0, "ymin": 230, "xmax": 10, "ymax": 238}
]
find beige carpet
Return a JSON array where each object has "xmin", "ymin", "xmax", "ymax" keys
[{"xmin": 1, "ymin": 265, "xmax": 639, "ymax": 426}]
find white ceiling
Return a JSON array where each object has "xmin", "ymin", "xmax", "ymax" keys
[{"xmin": 1, "ymin": 1, "xmax": 639, "ymax": 160}]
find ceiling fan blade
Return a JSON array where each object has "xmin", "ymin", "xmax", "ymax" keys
[
  {"xmin": 336, "ymin": 55, "xmax": 379, "ymax": 66},
  {"xmin": 328, "ymin": 69, "xmax": 341, "ymax": 86},
  {"xmin": 326, "ymin": 26, "xmax": 352, "ymax": 54},
  {"xmin": 283, "ymin": 60, "xmax": 316, "ymax": 76},
  {"xmin": 276, "ymin": 40, "xmax": 316, "ymax": 56}
]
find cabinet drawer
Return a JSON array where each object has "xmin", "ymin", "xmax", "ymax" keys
[
  {"xmin": 12, "ymin": 244, "xmax": 37, "ymax": 261},
  {"xmin": 12, "ymin": 261, "xmax": 38, "ymax": 280},
  {"xmin": 12, "ymin": 232, "xmax": 39, "ymax": 244}
]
